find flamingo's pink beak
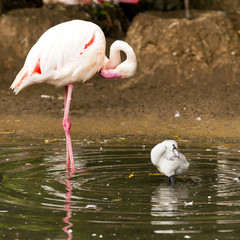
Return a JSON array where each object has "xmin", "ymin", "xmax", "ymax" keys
[{"xmin": 99, "ymin": 69, "xmax": 123, "ymax": 79}]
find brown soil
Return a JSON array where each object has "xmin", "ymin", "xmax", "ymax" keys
[{"xmin": 1, "ymin": 8, "xmax": 240, "ymax": 145}]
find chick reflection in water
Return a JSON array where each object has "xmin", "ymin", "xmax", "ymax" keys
[
  {"xmin": 151, "ymin": 183, "xmax": 189, "ymax": 217},
  {"xmin": 151, "ymin": 140, "xmax": 189, "ymax": 184}
]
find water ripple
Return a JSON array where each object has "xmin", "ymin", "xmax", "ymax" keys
[{"xmin": 0, "ymin": 142, "xmax": 240, "ymax": 239}]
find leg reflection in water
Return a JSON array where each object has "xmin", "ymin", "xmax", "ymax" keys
[{"xmin": 63, "ymin": 172, "xmax": 73, "ymax": 240}]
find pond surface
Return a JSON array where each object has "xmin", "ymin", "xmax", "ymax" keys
[{"xmin": 0, "ymin": 139, "xmax": 240, "ymax": 240}]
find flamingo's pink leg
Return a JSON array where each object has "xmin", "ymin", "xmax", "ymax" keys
[
  {"xmin": 64, "ymin": 85, "xmax": 68, "ymax": 109},
  {"xmin": 62, "ymin": 83, "xmax": 75, "ymax": 172},
  {"xmin": 63, "ymin": 85, "xmax": 70, "ymax": 167}
]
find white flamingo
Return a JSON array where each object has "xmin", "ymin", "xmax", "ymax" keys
[
  {"xmin": 151, "ymin": 140, "xmax": 189, "ymax": 184},
  {"xmin": 10, "ymin": 20, "xmax": 137, "ymax": 172}
]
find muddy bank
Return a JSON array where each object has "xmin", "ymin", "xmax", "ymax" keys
[
  {"xmin": 1, "ymin": 114, "xmax": 240, "ymax": 146},
  {"xmin": 1, "ymin": 8, "xmax": 240, "ymax": 144}
]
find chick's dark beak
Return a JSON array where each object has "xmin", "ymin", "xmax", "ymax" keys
[{"xmin": 173, "ymin": 145, "xmax": 179, "ymax": 157}]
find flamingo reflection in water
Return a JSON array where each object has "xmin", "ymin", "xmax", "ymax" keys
[{"xmin": 63, "ymin": 172, "xmax": 74, "ymax": 240}]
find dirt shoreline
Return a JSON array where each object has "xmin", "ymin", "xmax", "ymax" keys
[
  {"xmin": 1, "ymin": 9, "xmax": 240, "ymax": 146},
  {"xmin": 1, "ymin": 113, "xmax": 240, "ymax": 146}
]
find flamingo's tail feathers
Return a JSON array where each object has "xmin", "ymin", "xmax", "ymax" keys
[{"xmin": 10, "ymin": 66, "xmax": 29, "ymax": 94}]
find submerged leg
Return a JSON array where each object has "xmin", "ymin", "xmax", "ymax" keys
[
  {"xmin": 169, "ymin": 175, "xmax": 176, "ymax": 185},
  {"xmin": 62, "ymin": 83, "xmax": 75, "ymax": 172}
]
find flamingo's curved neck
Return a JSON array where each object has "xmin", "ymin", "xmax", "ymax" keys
[
  {"xmin": 151, "ymin": 144, "xmax": 166, "ymax": 165},
  {"xmin": 107, "ymin": 44, "xmax": 121, "ymax": 69},
  {"xmin": 99, "ymin": 40, "xmax": 136, "ymax": 79},
  {"xmin": 107, "ymin": 40, "xmax": 136, "ymax": 69}
]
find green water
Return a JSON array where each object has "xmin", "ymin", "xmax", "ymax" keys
[{"xmin": 0, "ymin": 140, "xmax": 240, "ymax": 239}]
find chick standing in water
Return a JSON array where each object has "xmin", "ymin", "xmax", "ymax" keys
[{"xmin": 151, "ymin": 140, "xmax": 189, "ymax": 184}]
